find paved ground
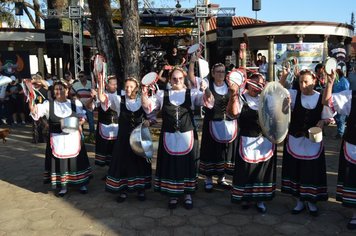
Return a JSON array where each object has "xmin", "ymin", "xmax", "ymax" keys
[{"xmin": 0, "ymin": 122, "xmax": 355, "ymax": 236}]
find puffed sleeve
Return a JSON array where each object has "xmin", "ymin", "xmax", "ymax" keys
[
  {"xmin": 190, "ymin": 88, "xmax": 214, "ymax": 108},
  {"xmin": 145, "ymin": 90, "xmax": 164, "ymax": 112},
  {"xmin": 328, "ymin": 90, "xmax": 352, "ymax": 116},
  {"xmin": 30, "ymin": 100, "xmax": 50, "ymax": 121},
  {"xmin": 288, "ymin": 89, "xmax": 297, "ymax": 110},
  {"xmin": 74, "ymin": 99, "xmax": 87, "ymax": 120},
  {"xmin": 102, "ymin": 93, "xmax": 121, "ymax": 113}
]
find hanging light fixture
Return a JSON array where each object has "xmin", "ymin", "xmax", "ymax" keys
[{"xmin": 175, "ymin": 0, "xmax": 181, "ymax": 9}]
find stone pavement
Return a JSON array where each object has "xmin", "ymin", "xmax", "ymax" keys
[{"xmin": 0, "ymin": 123, "xmax": 355, "ymax": 236}]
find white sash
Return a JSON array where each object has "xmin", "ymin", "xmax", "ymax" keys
[
  {"xmin": 344, "ymin": 141, "xmax": 356, "ymax": 164},
  {"xmin": 209, "ymin": 120, "xmax": 238, "ymax": 143},
  {"xmin": 286, "ymin": 135, "xmax": 323, "ymax": 160},
  {"xmin": 163, "ymin": 130, "xmax": 194, "ymax": 156},
  {"xmin": 50, "ymin": 131, "xmax": 81, "ymax": 159},
  {"xmin": 239, "ymin": 136, "xmax": 274, "ymax": 164},
  {"xmin": 99, "ymin": 123, "xmax": 119, "ymax": 140}
]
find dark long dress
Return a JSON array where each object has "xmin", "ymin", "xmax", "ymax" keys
[
  {"xmin": 154, "ymin": 89, "xmax": 198, "ymax": 197},
  {"xmin": 44, "ymin": 100, "xmax": 92, "ymax": 188},
  {"xmin": 199, "ymin": 82, "xmax": 237, "ymax": 177},
  {"xmin": 336, "ymin": 90, "xmax": 356, "ymax": 207},
  {"xmin": 94, "ymin": 105, "xmax": 118, "ymax": 166},
  {"xmin": 231, "ymin": 94, "xmax": 277, "ymax": 202},
  {"xmin": 281, "ymin": 91, "xmax": 328, "ymax": 202},
  {"xmin": 105, "ymin": 96, "xmax": 151, "ymax": 193}
]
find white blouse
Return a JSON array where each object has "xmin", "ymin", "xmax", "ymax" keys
[
  {"xmin": 31, "ymin": 99, "xmax": 86, "ymax": 121},
  {"xmin": 289, "ymin": 89, "xmax": 333, "ymax": 119},
  {"xmin": 103, "ymin": 93, "xmax": 143, "ymax": 114},
  {"xmin": 329, "ymin": 90, "xmax": 352, "ymax": 116},
  {"xmin": 148, "ymin": 89, "xmax": 207, "ymax": 112}
]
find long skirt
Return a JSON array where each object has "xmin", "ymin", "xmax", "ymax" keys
[
  {"xmin": 94, "ymin": 125, "xmax": 116, "ymax": 166},
  {"xmin": 44, "ymin": 141, "xmax": 92, "ymax": 189},
  {"xmin": 281, "ymin": 142, "xmax": 328, "ymax": 202},
  {"xmin": 336, "ymin": 141, "xmax": 356, "ymax": 208},
  {"xmin": 154, "ymin": 132, "xmax": 198, "ymax": 197},
  {"xmin": 105, "ymin": 133, "xmax": 152, "ymax": 193},
  {"xmin": 199, "ymin": 120, "xmax": 236, "ymax": 177},
  {"xmin": 231, "ymin": 138, "xmax": 277, "ymax": 202}
]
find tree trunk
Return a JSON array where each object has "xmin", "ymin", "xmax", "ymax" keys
[
  {"xmin": 88, "ymin": 0, "xmax": 123, "ymax": 86},
  {"xmin": 119, "ymin": 0, "xmax": 141, "ymax": 81},
  {"xmin": 33, "ymin": 0, "xmax": 41, "ymax": 29}
]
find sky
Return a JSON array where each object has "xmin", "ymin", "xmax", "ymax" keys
[{"xmin": 161, "ymin": 0, "xmax": 356, "ymax": 24}]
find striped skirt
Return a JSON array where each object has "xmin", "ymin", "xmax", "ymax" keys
[
  {"xmin": 336, "ymin": 142, "xmax": 356, "ymax": 208},
  {"xmin": 281, "ymin": 142, "xmax": 328, "ymax": 202},
  {"xmin": 154, "ymin": 134, "xmax": 198, "ymax": 197}
]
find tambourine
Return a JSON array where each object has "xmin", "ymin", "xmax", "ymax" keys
[
  {"xmin": 324, "ymin": 57, "xmax": 337, "ymax": 75},
  {"xmin": 93, "ymin": 54, "xmax": 107, "ymax": 87},
  {"xmin": 198, "ymin": 58, "xmax": 209, "ymax": 79},
  {"xmin": 187, "ymin": 44, "xmax": 200, "ymax": 54},
  {"xmin": 227, "ymin": 69, "xmax": 246, "ymax": 87},
  {"xmin": 141, "ymin": 72, "xmax": 158, "ymax": 86},
  {"xmin": 141, "ymin": 72, "xmax": 159, "ymax": 95}
]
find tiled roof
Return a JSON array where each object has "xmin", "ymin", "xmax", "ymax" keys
[{"xmin": 207, "ymin": 16, "xmax": 266, "ymax": 31}]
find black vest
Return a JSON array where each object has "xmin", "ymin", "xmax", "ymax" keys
[
  {"xmin": 344, "ymin": 91, "xmax": 356, "ymax": 145},
  {"xmin": 238, "ymin": 94, "xmax": 262, "ymax": 137},
  {"xmin": 98, "ymin": 106, "xmax": 118, "ymax": 125},
  {"xmin": 49, "ymin": 100, "xmax": 76, "ymax": 134},
  {"xmin": 119, "ymin": 96, "xmax": 144, "ymax": 130},
  {"xmin": 289, "ymin": 91, "xmax": 323, "ymax": 138},
  {"xmin": 204, "ymin": 81, "xmax": 230, "ymax": 121},
  {"xmin": 161, "ymin": 89, "xmax": 194, "ymax": 133}
]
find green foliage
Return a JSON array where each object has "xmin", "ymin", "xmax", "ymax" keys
[{"xmin": 0, "ymin": 3, "xmax": 15, "ymax": 27}]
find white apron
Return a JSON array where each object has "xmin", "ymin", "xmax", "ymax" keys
[
  {"xmin": 163, "ymin": 130, "xmax": 194, "ymax": 156},
  {"xmin": 209, "ymin": 120, "xmax": 238, "ymax": 143},
  {"xmin": 50, "ymin": 131, "xmax": 81, "ymax": 159},
  {"xmin": 239, "ymin": 136, "xmax": 274, "ymax": 164},
  {"xmin": 344, "ymin": 141, "xmax": 356, "ymax": 165},
  {"xmin": 286, "ymin": 135, "xmax": 323, "ymax": 160},
  {"xmin": 98, "ymin": 123, "xmax": 119, "ymax": 140}
]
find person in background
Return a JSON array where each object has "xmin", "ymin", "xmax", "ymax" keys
[
  {"xmin": 258, "ymin": 56, "xmax": 268, "ymax": 80},
  {"xmin": 255, "ymin": 53, "xmax": 263, "ymax": 67},
  {"xmin": 6, "ymin": 75, "xmax": 26, "ymax": 125},
  {"xmin": 31, "ymin": 74, "xmax": 49, "ymax": 143},
  {"xmin": 314, "ymin": 63, "xmax": 326, "ymax": 93},
  {"xmin": 332, "ymin": 68, "xmax": 350, "ymax": 139},
  {"xmin": 166, "ymin": 47, "xmax": 186, "ymax": 67},
  {"xmin": 71, "ymin": 71, "xmax": 95, "ymax": 142}
]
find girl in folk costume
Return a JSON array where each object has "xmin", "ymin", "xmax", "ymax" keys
[
  {"xmin": 195, "ymin": 62, "xmax": 237, "ymax": 191},
  {"xmin": 323, "ymin": 72, "xmax": 356, "ymax": 230},
  {"xmin": 98, "ymin": 76, "xmax": 152, "ymax": 202},
  {"xmin": 227, "ymin": 73, "xmax": 276, "ymax": 213},
  {"xmin": 280, "ymin": 69, "xmax": 332, "ymax": 216},
  {"xmin": 142, "ymin": 67, "xmax": 213, "ymax": 209},
  {"xmin": 29, "ymin": 80, "xmax": 92, "ymax": 197},
  {"xmin": 94, "ymin": 75, "xmax": 119, "ymax": 167}
]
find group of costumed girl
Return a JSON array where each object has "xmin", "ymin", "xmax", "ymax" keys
[{"xmin": 26, "ymin": 54, "xmax": 356, "ymax": 230}]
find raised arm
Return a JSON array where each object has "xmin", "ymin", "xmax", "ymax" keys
[
  {"xmin": 226, "ymin": 83, "xmax": 240, "ymax": 118},
  {"xmin": 322, "ymin": 70, "xmax": 336, "ymax": 105}
]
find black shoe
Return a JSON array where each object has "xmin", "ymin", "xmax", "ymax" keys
[
  {"xmin": 255, "ymin": 203, "xmax": 267, "ymax": 214},
  {"xmin": 204, "ymin": 182, "xmax": 213, "ymax": 193},
  {"xmin": 183, "ymin": 199, "xmax": 193, "ymax": 210},
  {"xmin": 137, "ymin": 193, "xmax": 146, "ymax": 202},
  {"xmin": 217, "ymin": 180, "xmax": 231, "ymax": 190},
  {"xmin": 241, "ymin": 201, "xmax": 250, "ymax": 210},
  {"xmin": 291, "ymin": 205, "xmax": 305, "ymax": 215},
  {"xmin": 168, "ymin": 198, "xmax": 178, "ymax": 209},
  {"xmin": 56, "ymin": 190, "xmax": 68, "ymax": 197},
  {"xmin": 116, "ymin": 193, "xmax": 127, "ymax": 203},
  {"xmin": 306, "ymin": 203, "xmax": 318, "ymax": 217},
  {"xmin": 79, "ymin": 186, "xmax": 88, "ymax": 194},
  {"xmin": 347, "ymin": 218, "xmax": 356, "ymax": 230}
]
